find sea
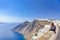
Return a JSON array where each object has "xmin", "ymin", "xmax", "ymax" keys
[{"xmin": 0, "ymin": 23, "xmax": 25, "ymax": 40}]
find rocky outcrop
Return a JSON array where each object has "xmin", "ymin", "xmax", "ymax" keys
[{"xmin": 12, "ymin": 20, "xmax": 52, "ymax": 40}]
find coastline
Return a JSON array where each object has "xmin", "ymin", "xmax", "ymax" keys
[{"xmin": 12, "ymin": 30, "xmax": 26, "ymax": 40}]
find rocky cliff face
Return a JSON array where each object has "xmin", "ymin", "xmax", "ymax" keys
[{"xmin": 12, "ymin": 20, "xmax": 52, "ymax": 40}]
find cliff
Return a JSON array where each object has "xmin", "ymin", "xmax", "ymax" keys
[{"xmin": 12, "ymin": 20, "xmax": 52, "ymax": 40}]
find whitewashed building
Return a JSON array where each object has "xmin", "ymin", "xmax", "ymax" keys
[{"xmin": 32, "ymin": 36, "xmax": 37, "ymax": 40}]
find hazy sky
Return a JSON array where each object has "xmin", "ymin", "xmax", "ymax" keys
[{"xmin": 0, "ymin": 0, "xmax": 60, "ymax": 22}]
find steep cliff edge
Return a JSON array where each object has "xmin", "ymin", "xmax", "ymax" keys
[{"xmin": 12, "ymin": 20, "xmax": 52, "ymax": 40}]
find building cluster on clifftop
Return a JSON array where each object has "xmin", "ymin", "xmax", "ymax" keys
[{"xmin": 12, "ymin": 19, "xmax": 60, "ymax": 40}]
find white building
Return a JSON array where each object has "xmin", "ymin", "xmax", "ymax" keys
[{"xmin": 32, "ymin": 36, "xmax": 37, "ymax": 40}]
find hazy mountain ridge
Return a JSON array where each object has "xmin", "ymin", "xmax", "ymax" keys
[
  {"xmin": 12, "ymin": 19, "xmax": 52, "ymax": 40},
  {"xmin": 0, "ymin": 22, "xmax": 7, "ymax": 24}
]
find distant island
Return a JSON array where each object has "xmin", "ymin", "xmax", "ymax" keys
[
  {"xmin": 0, "ymin": 22, "xmax": 7, "ymax": 24},
  {"xmin": 12, "ymin": 19, "xmax": 60, "ymax": 40}
]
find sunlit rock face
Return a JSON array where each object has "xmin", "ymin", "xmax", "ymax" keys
[{"xmin": 12, "ymin": 19, "xmax": 52, "ymax": 40}]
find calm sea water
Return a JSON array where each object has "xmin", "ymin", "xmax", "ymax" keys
[{"xmin": 0, "ymin": 23, "xmax": 25, "ymax": 40}]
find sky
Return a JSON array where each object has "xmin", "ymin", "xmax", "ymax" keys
[{"xmin": 0, "ymin": 0, "xmax": 60, "ymax": 23}]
